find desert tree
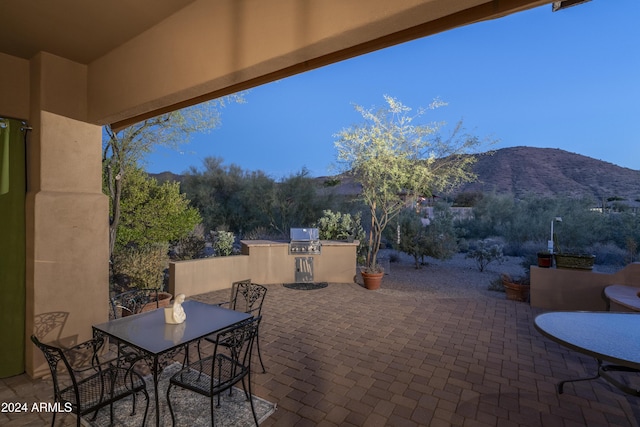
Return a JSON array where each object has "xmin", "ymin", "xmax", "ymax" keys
[
  {"xmin": 103, "ymin": 95, "xmax": 244, "ymax": 258},
  {"xmin": 268, "ymin": 168, "xmax": 326, "ymax": 238},
  {"xmin": 334, "ymin": 95, "xmax": 485, "ymax": 272},
  {"xmin": 181, "ymin": 156, "xmax": 275, "ymax": 235}
]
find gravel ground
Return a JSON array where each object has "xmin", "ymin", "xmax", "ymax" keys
[{"xmin": 358, "ymin": 249, "xmax": 619, "ymax": 300}]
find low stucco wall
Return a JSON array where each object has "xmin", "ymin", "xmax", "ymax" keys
[
  {"xmin": 531, "ymin": 262, "xmax": 640, "ymax": 311},
  {"xmin": 240, "ymin": 240, "xmax": 358, "ymax": 284},
  {"xmin": 169, "ymin": 254, "xmax": 251, "ymax": 298},
  {"xmin": 170, "ymin": 240, "xmax": 358, "ymax": 297}
]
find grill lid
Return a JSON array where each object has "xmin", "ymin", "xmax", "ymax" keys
[{"xmin": 290, "ymin": 228, "xmax": 319, "ymax": 242}]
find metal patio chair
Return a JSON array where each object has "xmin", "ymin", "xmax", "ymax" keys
[
  {"xmin": 166, "ymin": 316, "xmax": 262, "ymax": 426},
  {"xmin": 200, "ymin": 279, "xmax": 267, "ymax": 372},
  {"xmin": 109, "ymin": 288, "xmax": 163, "ymax": 320},
  {"xmin": 31, "ymin": 335, "xmax": 149, "ymax": 427}
]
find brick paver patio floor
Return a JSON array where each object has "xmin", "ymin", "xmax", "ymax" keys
[{"xmin": 3, "ymin": 279, "xmax": 640, "ymax": 426}]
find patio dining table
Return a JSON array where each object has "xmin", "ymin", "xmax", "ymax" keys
[
  {"xmin": 93, "ymin": 299, "xmax": 251, "ymax": 427},
  {"xmin": 535, "ymin": 311, "xmax": 640, "ymax": 396}
]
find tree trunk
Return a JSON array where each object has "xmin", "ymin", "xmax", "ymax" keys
[{"xmin": 107, "ymin": 166, "xmax": 123, "ymax": 260}]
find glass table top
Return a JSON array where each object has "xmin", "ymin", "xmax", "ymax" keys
[{"xmin": 93, "ymin": 300, "xmax": 251, "ymax": 354}]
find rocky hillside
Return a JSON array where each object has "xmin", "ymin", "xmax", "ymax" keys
[
  {"xmin": 454, "ymin": 146, "xmax": 640, "ymax": 201},
  {"xmin": 318, "ymin": 147, "xmax": 640, "ymax": 202}
]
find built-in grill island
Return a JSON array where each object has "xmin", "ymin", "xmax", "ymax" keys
[
  {"xmin": 239, "ymin": 234, "xmax": 358, "ymax": 286},
  {"xmin": 289, "ymin": 228, "xmax": 321, "ymax": 283}
]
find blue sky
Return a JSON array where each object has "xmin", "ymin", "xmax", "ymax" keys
[{"xmin": 144, "ymin": 0, "xmax": 640, "ymax": 179}]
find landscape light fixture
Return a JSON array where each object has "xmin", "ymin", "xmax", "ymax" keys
[
  {"xmin": 552, "ymin": 0, "xmax": 592, "ymax": 12},
  {"xmin": 549, "ymin": 217, "xmax": 563, "ymax": 253}
]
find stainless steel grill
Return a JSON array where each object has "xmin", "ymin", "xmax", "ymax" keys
[{"xmin": 289, "ymin": 228, "xmax": 321, "ymax": 255}]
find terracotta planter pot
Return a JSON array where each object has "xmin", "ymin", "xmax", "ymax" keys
[
  {"xmin": 123, "ymin": 291, "xmax": 173, "ymax": 316},
  {"xmin": 361, "ymin": 271, "xmax": 384, "ymax": 290},
  {"xmin": 501, "ymin": 275, "xmax": 530, "ymax": 302},
  {"xmin": 537, "ymin": 252, "xmax": 552, "ymax": 268},
  {"xmin": 144, "ymin": 291, "xmax": 172, "ymax": 312}
]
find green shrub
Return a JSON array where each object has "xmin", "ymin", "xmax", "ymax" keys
[
  {"xmin": 487, "ymin": 276, "xmax": 505, "ymax": 293},
  {"xmin": 212, "ymin": 230, "xmax": 235, "ymax": 256},
  {"xmin": 396, "ymin": 209, "xmax": 429, "ymax": 269},
  {"xmin": 173, "ymin": 234, "xmax": 206, "ymax": 260},
  {"xmin": 466, "ymin": 239, "xmax": 504, "ymax": 272},
  {"xmin": 316, "ymin": 209, "xmax": 365, "ymax": 241},
  {"xmin": 395, "ymin": 204, "xmax": 458, "ymax": 268},
  {"xmin": 316, "ymin": 209, "xmax": 366, "ymax": 263},
  {"xmin": 112, "ymin": 243, "xmax": 169, "ymax": 290},
  {"xmin": 171, "ymin": 227, "xmax": 207, "ymax": 260},
  {"xmin": 243, "ymin": 226, "xmax": 281, "ymax": 241},
  {"xmin": 503, "ymin": 240, "xmax": 539, "ymax": 258},
  {"xmin": 590, "ymin": 242, "xmax": 627, "ymax": 266}
]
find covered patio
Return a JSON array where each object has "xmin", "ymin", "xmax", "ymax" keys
[
  {"xmin": 5, "ymin": 1, "xmax": 637, "ymax": 425},
  {"xmin": 1, "ymin": 0, "xmax": 558, "ymax": 379},
  {"xmin": 3, "ymin": 281, "xmax": 639, "ymax": 426}
]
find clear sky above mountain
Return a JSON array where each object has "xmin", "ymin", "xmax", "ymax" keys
[{"xmin": 144, "ymin": 0, "xmax": 640, "ymax": 179}]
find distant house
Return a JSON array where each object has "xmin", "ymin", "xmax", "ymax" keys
[{"xmin": 420, "ymin": 206, "xmax": 474, "ymax": 225}]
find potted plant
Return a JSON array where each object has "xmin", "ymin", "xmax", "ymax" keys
[
  {"xmin": 140, "ymin": 289, "xmax": 173, "ymax": 312},
  {"xmin": 501, "ymin": 273, "xmax": 530, "ymax": 302},
  {"xmin": 554, "ymin": 253, "xmax": 596, "ymax": 270},
  {"xmin": 552, "ymin": 228, "xmax": 596, "ymax": 270},
  {"xmin": 333, "ymin": 96, "xmax": 481, "ymax": 289},
  {"xmin": 499, "ymin": 254, "xmax": 535, "ymax": 302},
  {"xmin": 536, "ymin": 251, "xmax": 553, "ymax": 268}
]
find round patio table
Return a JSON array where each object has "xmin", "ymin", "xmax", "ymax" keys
[{"xmin": 534, "ymin": 311, "xmax": 640, "ymax": 396}]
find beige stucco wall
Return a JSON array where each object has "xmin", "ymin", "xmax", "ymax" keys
[
  {"xmin": 531, "ymin": 263, "xmax": 640, "ymax": 311},
  {"xmin": 14, "ymin": 54, "xmax": 108, "ymax": 378},
  {"xmin": 170, "ymin": 240, "xmax": 358, "ymax": 298},
  {"xmin": 169, "ymin": 254, "xmax": 252, "ymax": 297}
]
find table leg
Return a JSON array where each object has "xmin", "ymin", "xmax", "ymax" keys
[
  {"xmin": 600, "ymin": 364, "xmax": 640, "ymax": 396},
  {"xmin": 557, "ymin": 359, "xmax": 640, "ymax": 396},
  {"xmin": 152, "ymin": 356, "xmax": 161, "ymax": 427},
  {"xmin": 557, "ymin": 358, "xmax": 603, "ymax": 394},
  {"xmin": 558, "ymin": 372, "xmax": 601, "ymax": 394}
]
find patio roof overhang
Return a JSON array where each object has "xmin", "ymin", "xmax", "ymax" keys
[{"xmin": 1, "ymin": 0, "xmax": 551, "ymax": 130}]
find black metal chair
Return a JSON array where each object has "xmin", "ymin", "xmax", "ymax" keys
[
  {"xmin": 201, "ymin": 280, "xmax": 267, "ymax": 372},
  {"xmin": 166, "ymin": 316, "xmax": 262, "ymax": 426},
  {"xmin": 109, "ymin": 288, "xmax": 167, "ymax": 367},
  {"xmin": 31, "ymin": 335, "xmax": 149, "ymax": 427},
  {"xmin": 109, "ymin": 288, "xmax": 162, "ymax": 319}
]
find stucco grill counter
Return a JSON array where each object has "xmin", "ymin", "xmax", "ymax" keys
[{"xmin": 240, "ymin": 237, "xmax": 358, "ymax": 285}]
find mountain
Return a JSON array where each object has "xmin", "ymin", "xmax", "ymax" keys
[
  {"xmin": 151, "ymin": 171, "xmax": 184, "ymax": 183},
  {"xmin": 151, "ymin": 146, "xmax": 640, "ymax": 203},
  {"xmin": 316, "ymin": 147, "xmax": 640, "ymax": 203},
  {"xmin": 453, "ymin": 146, "xmax": 640, "ymax": 202}
]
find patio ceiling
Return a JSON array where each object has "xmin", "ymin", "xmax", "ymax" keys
[
  {"xmin": 1, "ymin": 0, "xmax": 552, "ymax": 128},
  {"xmin": 0, "ymin": 0, "xmax": 198, "ymax": 64}
]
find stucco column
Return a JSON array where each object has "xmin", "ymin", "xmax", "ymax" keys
[{"xmin": 25, "ymin": 54, "xmax": 109, "ymax": 378}]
